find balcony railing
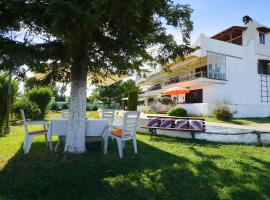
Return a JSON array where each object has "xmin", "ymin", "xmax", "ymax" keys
[
  {"xmin": 165, "ymin": 71, "xmax": 226, "ymax": 86},
  {"xmin": 148, "ymin": 85, "xmax": 162, "ymax": 92},
  {"xmin": 143, "ymin": 71, "xmax": 226, "ymax": 92}
]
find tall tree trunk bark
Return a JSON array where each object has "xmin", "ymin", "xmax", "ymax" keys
[{"xmin": 64, "ymin": 65, "xmax": 87, "ymax": 153}]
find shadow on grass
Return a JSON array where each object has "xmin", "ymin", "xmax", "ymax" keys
[{"xmin": 0, "ymin": 135, "xmax": 270, "ymax": 200}]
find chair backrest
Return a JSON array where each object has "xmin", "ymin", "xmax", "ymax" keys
[
  {"xmin": 101, "ymin": 109, "xmax": 115, "ymax": 124},
  {"xmin": 122, "ymin": 111, "xmax": 140, "ymax": 137},
  {"xmin": 20, "ymin": 109, "xmax": 29, "ymax": 136},
  {"xmin": 61, "ymin": 109, "xmax": 69, "ymax": 119}
]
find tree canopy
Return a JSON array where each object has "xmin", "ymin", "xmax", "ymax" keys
[
  {"xmin": 0, "ymin": 0, "xmax": 194, "ymax": 153},
  {"xmin": 93, "ymin": 79, "xmax": 140, "ymax": 107},
  {"xmin": 0, "ymin": 1, "xmax": 194, "ymax": 82}
]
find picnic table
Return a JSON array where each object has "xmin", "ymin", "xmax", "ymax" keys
[{"xmin": 47, "ymin": 118, "xmax": 110, "ymax": 151}]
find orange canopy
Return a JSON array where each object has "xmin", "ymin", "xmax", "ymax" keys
[{"xmin": 162, "ymin": 87, "xmax": 189, "ymax": 96}]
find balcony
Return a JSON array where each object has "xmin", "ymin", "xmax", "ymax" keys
[
  {"xmin": 141, "ymin": 71, "xmax": 226, "ymax": 94},
  {"xmin": 161, "ymin": 71, "xmax": 226, "ymax": 88},
  {"xmin": 147, "ymin": 84, "xmax": 162, "ymax": 92}
]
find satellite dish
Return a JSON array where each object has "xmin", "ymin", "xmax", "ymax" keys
[{"xmin": 243, "ymin": 16, "xmax": 252, "ymax": 24}]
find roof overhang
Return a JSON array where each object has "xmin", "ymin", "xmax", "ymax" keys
[
  {"xmin": 211, "ymin": 26, "xmax": 247, "ymax": 42},
  {"xmin": 257, "ymin": 27, "xmax": 270, "ymax": 33},
  {"xmin": 169, "ymin": 56, "xmax": 207, "ymax": 70}
]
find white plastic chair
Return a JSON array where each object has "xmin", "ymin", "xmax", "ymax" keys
[
  {"xmin": 101, "ymin": 109, "xmax": 115, "ymax": 124},
  {"xmin": 104, "ymin": 111, "xmax": 140, "ymax": 158},
  {"xmin": 21, "ymin": 109, "xmax": 49, "ymax": 154},
  {"xmin": 61, "ymin": 109, "xmax": 69, "ymax": 119}
]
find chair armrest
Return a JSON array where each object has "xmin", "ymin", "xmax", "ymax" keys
[{"xmin": 26, "ymin": 120, "xmax": 48, "ymax": 126}]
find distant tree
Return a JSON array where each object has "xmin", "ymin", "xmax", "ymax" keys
[
  {"xmin": 1, "ymin": 1, "xmax": 194, "ymax": 153},
  {"xmin": 87, "ymin": 92, "xmax": 100, "ymax": 104},
  {"xmin": 120, "ymin": 79, "xmax": 140, "ymax": 99},
  {"xmin": 25, "ymin": 77, "xmax": 47, "ymax": 91},
  {"xmin": 95, "ymin": 82, "xmax": 123, "ymax": 108},
  {"xmin": 25, "ymin": 77, "xmax": 67, "ymax": 101}
]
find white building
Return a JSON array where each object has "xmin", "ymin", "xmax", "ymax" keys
[{"xmin": 137, "ymin": 16, "xmax": 270, "ymax": 118}]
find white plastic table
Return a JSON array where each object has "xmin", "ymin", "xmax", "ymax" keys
[{"xmin": 47, "ymin": 118, "xmax": 109, "ymax": 151}]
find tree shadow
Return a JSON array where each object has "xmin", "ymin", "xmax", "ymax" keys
[{"xmin": 0, "ymin": 135, "xmax": 270, "ymax": 200}]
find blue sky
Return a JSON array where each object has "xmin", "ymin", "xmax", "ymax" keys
[{"xmin": 171, "ymin": 0, "xmax": 270, "ymax": 43}]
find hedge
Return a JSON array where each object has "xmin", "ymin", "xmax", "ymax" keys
[{"xmin": 27, "ymin": 87, "xmax": 52, "ymax": 119}]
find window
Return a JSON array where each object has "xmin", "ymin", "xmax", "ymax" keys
[
  {"xmin": 258, "ymin": 59, "xmax": 270, "ymax": 75},
  {"xmin": 259, "ymin": 32, "xmax": 265, "ymax": 45},
  {"xmin": 185, "ymin": 89, "xmax": 203, "ymax": 103},
  {"xmin": 207, "ymin": 52, "xmax": 226, "ymax": 80}
]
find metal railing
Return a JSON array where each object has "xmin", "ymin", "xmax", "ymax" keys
[{"xmin": 144, "ymin": 71, "xmax": 226, "ymax": 92}]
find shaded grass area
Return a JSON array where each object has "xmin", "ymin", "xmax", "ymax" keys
[
  {"xmin": 205, "ymin": 116, "xmax": 270, "ymax": 125},
  {"xmin": 1, "ymin": 125, "xmax": 270, "ymax": 200}
]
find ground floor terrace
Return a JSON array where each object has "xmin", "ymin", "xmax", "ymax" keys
[
  {"xmin": 138, "ymin": 76, "xmax": 270, "ymax": 117},
  {"xmin": 1, "ymin": 111, "xmax": 270, "ymax": 200}
]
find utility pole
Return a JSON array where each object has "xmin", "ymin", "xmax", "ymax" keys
[{"xmin": 4, "ymin": 66, "xmax": 12, "ymax": 134}]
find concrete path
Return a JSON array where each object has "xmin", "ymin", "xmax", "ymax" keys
[{"xmin": 206, "ymin": 121, "xmax": 270, "ymax": 132}]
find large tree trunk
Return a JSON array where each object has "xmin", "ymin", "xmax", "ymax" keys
[{"xmin": 64, "ymin": 65, "xmax": 87, "ymax": 153}]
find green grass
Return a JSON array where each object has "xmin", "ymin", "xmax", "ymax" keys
[
  {"xmin": 45, "ymin": 111, "xmax": 99, "ymax": 121},
  {"xmin": 0, "ymin": 119, "xmax": 270, "ymax": 199},
  {"xmin": 205, "ymin": 117, "xmax": 270, "ymax": 125}
]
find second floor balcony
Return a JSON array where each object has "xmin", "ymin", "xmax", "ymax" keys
[{"xmin": 145, "ymin": 70, "xmax": 226, "ymax": 92}]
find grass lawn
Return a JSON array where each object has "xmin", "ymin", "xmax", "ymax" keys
[
  {"xmin": 45, "ymin": 111, "xmax": 100, "ymax": 121},
  {"xmin": 205, "ymin": 116, "xmax": 270, "ymax": 125},
  {"xmin": 1, "ymin": 113, "xmax": 270, "ymax": 200}
]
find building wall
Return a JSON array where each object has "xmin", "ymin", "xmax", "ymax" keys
[{"xmin": 138, "ymin": 19, "xmax": 270, "ymax": 117}]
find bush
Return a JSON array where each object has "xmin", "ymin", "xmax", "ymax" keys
[
  {"xmin": 12, "ymin": 98, "xmax": 41, "ymax": 120},
  {"xmin": 212, "ymin": 105, "xmax": 233, "ymax": 121},
  {"xmin": 86, "ymin": 104, "xmax": 92, "ymax": 111},
  {"xmin": 127, "ymin": 90, "xmax": 138, "ymax": 111},
  {"xmin": 61, "ymin": 103, "xmax": 69, "ymax": 110},
  {"xmin": 91, "ymin": 105, "xmax": 98, "ymax": 111},
  {"xmin": 27, "ymin": 87, "xmax": 52, "ymax": 119},
  {"xmin": 168, "ymin": 107, "xmax": 188, "ymax": 117},
  {"xmin": 0, "ymin": 75, "xmax": 19, "ymax": 128},
  {"xmin": 50, "ymin": 102, "xmax": 61, "ymax": 111}
]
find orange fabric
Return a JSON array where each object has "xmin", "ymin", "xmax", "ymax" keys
[
  {"xmin": 162, "ymin": 87, "xmax": 189, "ymax": 96},
  {"xmin": 111, "ymin": 129, "xmax": 122, "ymax": 136},
  {"xmin": 163, "ymin": 89, "xmax": 189, "ymax": 95}
]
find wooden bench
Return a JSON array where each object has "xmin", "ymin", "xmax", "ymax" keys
[{"xmin": 141, "ymin": 116, "xmax": 206, "ymax": 139}]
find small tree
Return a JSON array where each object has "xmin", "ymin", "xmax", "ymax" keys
[
  {"xmin": 127, "ymin": 90, "xmax": 138, "ymax": 111},
  {"xmin": 27, "ymin": 87, "xmax": 52, "ymax": 119},
  {"xmin": 0, "ymin": 74, "xmax": 18, "ymax": 131}
]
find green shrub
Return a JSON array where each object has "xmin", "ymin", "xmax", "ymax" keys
[
  {"xmin": 50, "ymin": 102, "xmax": 61, "ymax": 111},
  {"xmin": 86, "ymin": 104, "xmax": 92, "ymax": 111},
  {"xmin": 91, "ymin": 105, "xmax": 98, "ymax": 111},
  {"xmin": 127, "ymin": 90, "xmax": 138, "ymax": 111},
  {"xmin": 212, "ymin": 105, "xmax": 233, "ymax": 121},
  {"xmin": 0, "ymin": 75, "xmax": 19, "ymax": 128},
  {"xmin": 168, "ymin": 107, "xmax": 188, "ymax": 117},
  {"xmin": 12, "ymin": 98, "xmax": 41, "ymax": 120},
  {"xmin": 27, "ymin": 87, "xmax": 52, "ymax": 119},
  {"xmin": 61, "ymin": 103, "xmax": 69, "ymax": 110}
]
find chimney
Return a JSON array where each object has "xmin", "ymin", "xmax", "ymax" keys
[{"xmin": 243, "ymin": 16, "xmax": 252, "ymax": 25}]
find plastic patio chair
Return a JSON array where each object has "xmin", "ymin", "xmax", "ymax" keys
[
  {"xmin": 21, "ymin": 109, "xmax": 49, "ymax": 154},
  {"xmin": 104, "ymin": 111, "xmax": 140, "ymax": 158},
  {"xmin": 101, "ymin": 109, "xmax": 115, "ymax": 124}
]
